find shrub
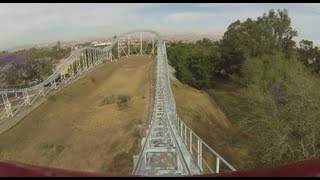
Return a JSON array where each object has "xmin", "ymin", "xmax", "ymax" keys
[
  {"xmin": 117, "ymin": 95, "xmax": 132, "ymax": 110},
  {"xmin": 90, "ymin": 76, "xmax": 96, "ymax": 83},
  {"xmin": 48, "ymin": 95, "xmax": 56, "ymax": 102},
  {"xmin": 56, "ymin": 145, "xmax": 65, "ymax": 154},
  {"xmin": 100, "ymin": 95, "xmax": 116, "ymax": 106},
  {"xmin": 236, "ymin": 53, "xmax": 320, "ymax": 167},
  {"xmin": 40, "ymin": 143, "xmax": 54, "ymax": 149}
]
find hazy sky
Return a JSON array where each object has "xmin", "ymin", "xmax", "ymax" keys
[{"xmin": 1, "ymin": 3, "xmax": 320, "ymax": 50}]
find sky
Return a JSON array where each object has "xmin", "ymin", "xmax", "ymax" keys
[{"xmin": 1, "ymin": 3, "xmax": 320, "ymax": 50}]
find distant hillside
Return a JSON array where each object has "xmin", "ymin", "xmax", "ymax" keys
[{"xmin": 4, "ymin": 31, "xmax": 223, "ymax": 52}]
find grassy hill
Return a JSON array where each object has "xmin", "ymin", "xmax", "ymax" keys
[
  {"xmin": 0, "ymin": 55, "xmax": 247, "ymax": 175},
  {"xmin": 0, "ymin": 55, "xmax": 154, "ymax": 175}
]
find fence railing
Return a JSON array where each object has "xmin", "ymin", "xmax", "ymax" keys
[{"xmin": 174, "ymin": 115, "xmax": 236, "ymax": 174}]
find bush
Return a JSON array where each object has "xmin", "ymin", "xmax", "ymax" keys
[
  {"xmin": 100, "ymin": 95, "xmax": 116, "ymax": 106},
  {"xmin": 132, "ymin": 126, "xmax": 140, "ymax": 138},
  {"xmin": 56, "ymin": 145, "xmax": 65, "ymax": 154},
  {"xmin": 235, "ymin": 53, "xmax": 320, "ymax": 167},
  {"xmin": 167, "ymin": 40, "xmax": 219, "ymax": 90},
  {"xmin": 40, "ymin": 143, "xmax": 54, "ymax": 149},
  {"xmin": 48, "ymin": 95, "xmax": 56, "ymax": 102},
  {"xmin": 117, "ymin": 95, "xmax": 132, "ymax": 110},
  {"xmin": 90, "ymin": 76, "xmax": 96, "ymax": 83}
]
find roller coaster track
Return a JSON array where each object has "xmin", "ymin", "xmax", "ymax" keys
[{"xmin": 0, "ymin": 30, "xmax": 236, "ymax": 176}]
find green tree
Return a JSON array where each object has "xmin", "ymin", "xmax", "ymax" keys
[
  {"xmin": 236, "ymin": 53, "xmax": 320, "ymax": 167},
  {"xmin": 55, "ymin": 41, "xmax": 61, "ymax": 50},
  {"xmin": 297, "ymin": 39, "xmax": 320, "ymax": 74},
  {"xmin": 167, "ymin": 39, "xmax": 219, "ymax": 89},
  {"xmin": 0, "ymin": 51, "xmax": 7, "ymax": 56},
  {"xmin": 218, "ymin": 9, "xmax": 298, "ymax": 77},
  {"xmin": 84, "ymin": 42, "xmax": 91, "ymax": 47},
  {"xmin": 29, "ymin": 57, "xmax": 53, "ymax": 81},
  {"xmin": 11, "ymin": 46, "xmax": 71, "ymax": 83}
]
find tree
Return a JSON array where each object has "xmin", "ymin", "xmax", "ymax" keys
[
  {"xmin": 236, "ymin": 53, "xmax": 320, "ymax": 167},
  {"xmin": 195, "ymin": 38, "xmax": 212, "ymax": 46},
  {"xmin": 297, "ymin": 39, "xmax": 320, "ymax": 74},
  {"xmin": 218, "ymin": 9, "xmax": 298, "ymax": 77},
  {"xmin": 56, "ymin": 41, "xmax": 61, "ymax": 49},
  {"xmin": 0, "ymin": 54, "xmax": 34, "ymax": 85},
  {"xmin": 258, "ymin": 9, "xmax": 298, "ymax": 57},
  {"xmin": 0, "ymin": 51, "xmax": 7, "ymax": 56},
  {"xmin": 0, "ymin": 46, "xmax": 71, "ymax": 86},
  {"xmin": 29, "ymin": 57, "xmax": 53, "ymax": 81},
  {"xmin": 167, "ymin": 40, "xmax": 219, "ymax": 89},
  {"xmin": 84, "ymin": 42, "xmax": 91, "ymax": 47}
]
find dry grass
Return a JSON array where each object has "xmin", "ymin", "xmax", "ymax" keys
[
  {"xmin": 171, "ymin": 80, "xmax": 253, "ymax": 170},
  {"xmin": 0, "ymin": 55, "xmax": 154, "ymax": 175},
  {"xmin": 0, "ymin": 55, "xmax": 252, "ymax": 174}
]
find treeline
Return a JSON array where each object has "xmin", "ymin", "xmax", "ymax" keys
[
  {"xmin": 167, "ymin": 39, "xmax": 219, "ymax": 89},
  {"xmin": 15, "ymin": 43, "xmax": 71, "ymax": 63},
  {"xmin": 167, "ymin": 9, "xmax": 320, "ymax": 168},
  {"xmin": 168, "ymin": 9, "xmax": 320, "ymax": 89},
  {"xmin": 0, "ymin": 42, "xmax": 71, "ymax": 85}
]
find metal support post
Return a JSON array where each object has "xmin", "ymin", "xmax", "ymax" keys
[
  {"xmin": 39, "ymin": 86, "xmax": 45, "ymax": 97},
  {"xmin": 2, "ymin": 93, "xmax": 13, "ymax": 117},
  {"xmin": 22, "ymin": 90, "xmax": 31, "ymax": 105},
  {"xmin": 90, "ymin": 50, "xmax": 93, "ymax": 68},
  {"xmin": 109, "ymin": 52, "xmax": 113, "ymax": 62},
  {"xmin": 152, "ymin": 37, "xmax": 154, "ymax": 55},
  {"xmin": 140, "ymin": 33, "xmax": 143, "ymax": 55},
  {"xmin": 85, "ymin": 49, "xmax": 89, "ymax": 69},
  {"xmin": 51, "ymin": 80, "xmax": 57, "ymax": 90},
  {"xmin": 118, "ymin": 42, "xmax": 121, "ymax": 59},
  {"xmin": 128, "ymin": 35, "xmax": 130, "ymax": 57},
  {"xmin": 62, "ymin": 74, "xmax": 66, "ymax": 84},
  {"xmin": 77, "ymin": 60, "xmax": 81, "ymax": 75},
  {"xmin": 71, "ymin": 66, "xmax": 75, "ymax": 79}
]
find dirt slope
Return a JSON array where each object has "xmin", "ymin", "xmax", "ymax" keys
[
  {"xmin": 171, "ymin": 80, "xmax": 252, "ymax": 170},
  {"xmin": 0, "ymin": 55, "xmax": 154, "ymax": 175}
]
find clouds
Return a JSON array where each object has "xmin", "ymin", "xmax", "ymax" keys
[
  {"xmin": 4, "ymin": 4, "xmax": 146, "ymax": 31},
  {"xmin": 164, "ymin": 11, "xmax": 262, "ymax": 23},
  {"xmin": 0, "ymin": 3, "xmax": 154, "ymax": 49},
  {"xmin": 164, "ymin": 3, "xmax": 320, "ymax": 46},
  {"xmin": 166, "ymin": 12, "xmax": 210, "ymax": 22},
  {"xmin": 198, "ymin": 3, "xmax": 255, "ymax": 8},
  {"xmin": 1, "ymin": 3, "xmax": 320, "ymax": 50}
]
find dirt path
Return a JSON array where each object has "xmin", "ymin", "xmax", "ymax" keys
[{"xmin": 0, "ymin": 55, "xmax": 153, "ymax": 175}]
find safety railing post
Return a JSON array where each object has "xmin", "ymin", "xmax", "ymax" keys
[
  {"xmin": 197, "ymin": 139, "xmax": 203, "ymax": 172},
  {"xmin": 189, "ymin": 130, "xmax": 192, "ymax": 155},
  {"xmin": 180, "ymin": 120, "xmax": 183, "ymax": 138},
  {"xmin": 184, "ymin": 125, "xmax": 187, "ymax": 145},
  {"xmin": 176, "ymin": 114, "xmax": 179, "ymax": 128},
  {"xmin": 216, "ymin": 157, "xmax": 220, "ymax": 173}
]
